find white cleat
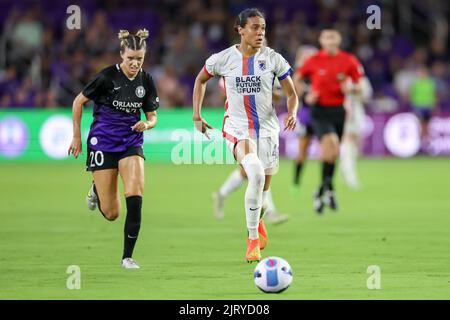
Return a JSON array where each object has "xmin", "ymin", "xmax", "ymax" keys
[
  {"xmin": 121, "ymin": 258, "xmax": 140, "ymax": 269},
  {"xmin": 212, "ymin": 191, "xmax": 224, "ymax": 220},
  {"xmin": 265, "ymin": 211, "xmax": 290, "ymax": 225},
  {"xmin": 344, "ymin": 174, "xmax": 360, "ymax": 190},
  {"xmin": 86, "ymin": 183, "xmax": 98, "ymax": 211},
  {"xmin": 342, "ymin": 166, "xmax": 361, "ymax": 190}
]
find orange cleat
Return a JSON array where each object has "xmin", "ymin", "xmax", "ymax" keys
[
  {"xmin": 258, "ymin": 219, "xmax": 268, "ymax": 250},
  {"xmin": 246, "ymin": 238, "xmax": 261, "ymax": 263}
]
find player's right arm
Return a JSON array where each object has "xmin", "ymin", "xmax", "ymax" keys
[
  {"xmin": 292, "ymin": 72, "xmax": 304, "ymax": 98},
  {"xmin": 68, "ymin": 92, "xmax": 89, "ymax": 158},
  {"xmin": 69, "ymin": 70, "xmax": 106, "ymax": 158},
  {"xmin": 192, "ymin": 67, "xmax": 214, "ymax": 139}
]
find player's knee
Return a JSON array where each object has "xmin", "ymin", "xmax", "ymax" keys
[
  {"xmin": 321, "ymin": 140, "xmax": 339, "ymax": 162},
  {"xmin": 251, "ymin": 170, "xmax": 265, "ymax": 190},
  {"xmin": 124, "ymin": 182, "xmax": 144, "ymax": 198},
  {"xmin": 241, "ymin": 153, "xmax": 265, "ymax": 190},
  {"xmin": 321, "ymin": 149, "xmax": 332, "ymax": 162},
  {"xmin": 247, "ymin": 170, "xmax": 264, "ymax": 192},
  {"xmin": 323, "ymin": 148, "xmax": 338, "ymax": 162},
  {"xmin": 102, "ymin": 206, "xmax": 120, "ymax": 221},
  {"xmin": 105, "ymin": 210, "xmax": 119, "ymax": 221}
]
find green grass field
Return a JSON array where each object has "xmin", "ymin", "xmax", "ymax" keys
[{"xmin": 0, "ymin": 157, "xmax": 449, "ymax": 299}]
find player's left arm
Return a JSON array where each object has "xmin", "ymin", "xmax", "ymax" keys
[
  {"xmin": 132, "ymin": 73, "xmax": 159, "ymax": 132},
  {"xmin": 279, "ymin": 76, "xmax": 299, "ymax": 131},
  {"xmin": 132, "ymin": 111, "xmax": 157, "ymax": 132},
  {"xmin": 272, "ymin": 78, "xmax": 283, "ymax": 103}
]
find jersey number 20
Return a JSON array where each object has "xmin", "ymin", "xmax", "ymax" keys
[{"xmin": 89, "ymin": 151, "xmax": 104, "ymax": 167}]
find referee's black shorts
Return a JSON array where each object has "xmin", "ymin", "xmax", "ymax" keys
[{"xmin": 310, "ymin": 105, "xmax": 346, "ymax": 141}]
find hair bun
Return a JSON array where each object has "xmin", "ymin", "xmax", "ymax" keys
[
  {"xmin": 118, "ymin": 30, "xmax": 130, "ymax": 40},
  {"xmin": 136, "ymin": 28, "xmax": 149, "ymax": 40}
]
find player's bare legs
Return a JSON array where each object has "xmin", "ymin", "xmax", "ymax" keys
[
  {"xmin": 235, "ymin": 139, "xmax": 264, "ymax": 262},
  {"xmin": 320, "ymin": 133, "xmax": 340, "ymax": 163},
  {"xmin": 118, "ymin": 155, "xmax": 145, "ymax": 268},
  {"xmin": 315, "ymin": 132, "xmax": 340, "ymax": 213},
  {"xmin": 91, "ymin": 169, "xmax": 121, "ymax": 221},
  {"xmin": 119, "ymin": 155, "xmax": 144, "ymax": 197}
]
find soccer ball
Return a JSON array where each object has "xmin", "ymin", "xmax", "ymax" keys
[{"xmin": 253, "ymin": 256, "xmax": 293, "ymax": 293}]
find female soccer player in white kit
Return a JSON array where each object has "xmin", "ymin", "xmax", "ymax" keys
[
  {"xmin": 192, "ymin": 8, "xmax": 298, "ymax": 262},
  {"xmin": 340, "ymin": 75, "xmax": 373, "ymax": 189}
]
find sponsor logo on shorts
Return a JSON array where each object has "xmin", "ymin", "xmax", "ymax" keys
[{"xmin": 90, "ymin": 137, "xmax": 98, "ymax": 146}]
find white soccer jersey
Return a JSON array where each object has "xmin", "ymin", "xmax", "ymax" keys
[{"xmin": 204, "ymin": 45, "xmax": 293, "ymax": 141}]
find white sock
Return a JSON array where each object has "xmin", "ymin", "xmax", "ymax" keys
[
  {"xmin": 266, "ymin": 189, "xmax": 276, "ymax": 213},
  {"xmin": 218, "ymin": 169, "xmax": 245, "ymax": 198},
  {"xmin": 241, "ymin": 153, "xmax": 265, "ymax": 240},
  {"xmin": 260, "ymin": 190, "xmax": 268, "ymax": 219},
  {"xmin": 261, "ymin": 189, "xmax": 276, "ymax": 219},
  {"xmin": 340, "ymin": 141, "xmax": 359, "ymax": 186},
  {"xmin": 340, "ymin": 142, "xmax": 349, "ymax": 171},
  {"xmin": 248, "ymin": 228, "xmax": 258, "ymax": 239}
]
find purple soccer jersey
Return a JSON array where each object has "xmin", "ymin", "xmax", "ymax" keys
[{"xmin": 83, "ymin": 64, "xmax": 159, "ymax": 152}]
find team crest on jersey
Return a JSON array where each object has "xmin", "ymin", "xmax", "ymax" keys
[
  {"xmin": 135, "ymin": 86, "xmax": 146, "ymax": 98},
  {"xmin": 336, "ymin": 73, "xmax": 346, "ymax": 81},
  {"xmin": 258, "ymin": 60, "xmax": 266, "ymax": 71}
]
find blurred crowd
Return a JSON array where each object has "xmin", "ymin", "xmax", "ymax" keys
[{"xmin": 0, "ymin": 0, "xmax": 449, "ymax": 113}]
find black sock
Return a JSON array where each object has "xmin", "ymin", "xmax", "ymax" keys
[
  {"xmin": 122, "ymin": 195, "xmax": 142, "ymax": 259},
  {"xmin": 321, "ymin": 161, "xmax": 335, "ymax": 192},
  {"xmin": 294, "ymin": 161, "xmax": 303, "ymax": 185}
]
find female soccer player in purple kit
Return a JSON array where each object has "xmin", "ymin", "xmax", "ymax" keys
[{"xmin": 68, "ymin": 29, "xmax": 159, "ymax": 269}]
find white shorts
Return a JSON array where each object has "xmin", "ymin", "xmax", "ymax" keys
[{"xmin": 223, "ymin": 125, "xmax": 279, "ymax": 174}]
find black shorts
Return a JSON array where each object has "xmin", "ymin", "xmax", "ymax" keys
[
  {"xmin": 310, "ymin": 105, "xmax": 346, "ymax": 140},
  {"xmin": 86, "ymin": 146, "xmax": 145, "ymax": 172}
]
